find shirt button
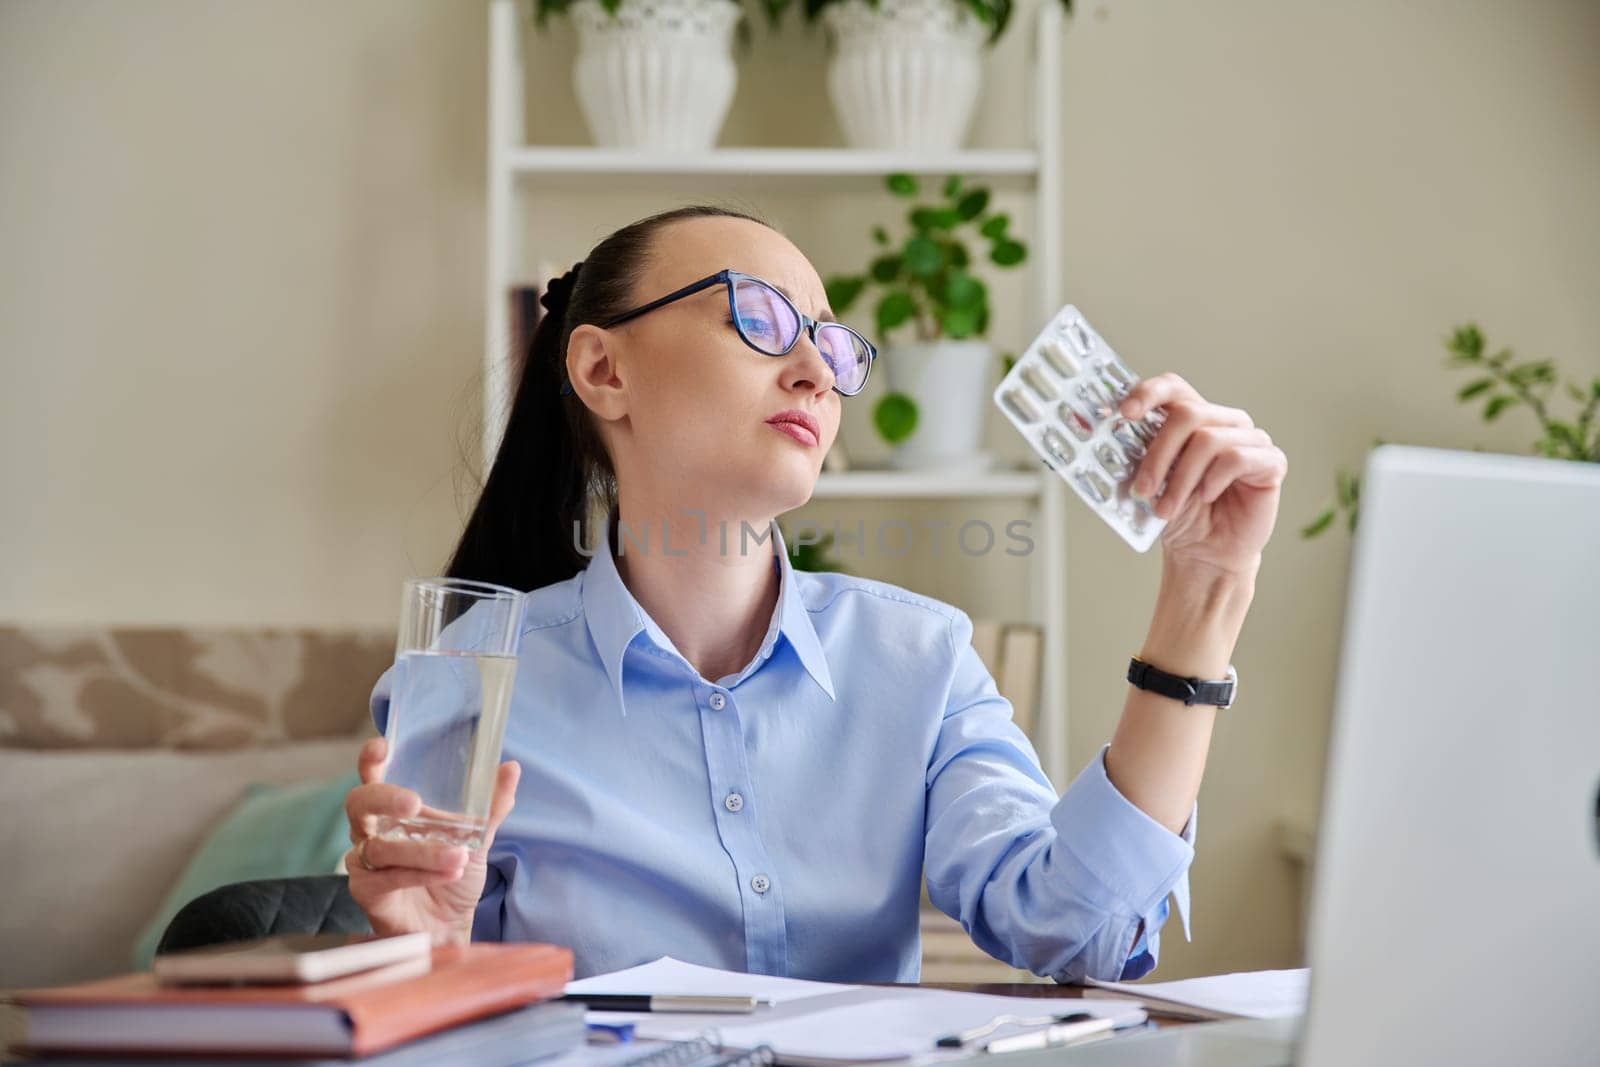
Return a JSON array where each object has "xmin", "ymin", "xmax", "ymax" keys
[
  {"xmin": 724, "ymin": 792, "xmax": 744, "ymax": 813},
  {"xmin": 708, "ymin": 693, "xmax": 727, "ymax": 710},
  {"xmin": 750, "ymin": 874, "xmax": 770, "ymax": 894}
]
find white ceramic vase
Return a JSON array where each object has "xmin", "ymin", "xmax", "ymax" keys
[
  {"xmin": 819, "ymin": 0, "xmax": 989, "ymax": 151},
  {"xmin": 569, "ymin": 0, "xmax": 741, "ymax": 150},
  {"xmin": 882, "ymin": 339, "xmax": 995, "ymax": 473}
]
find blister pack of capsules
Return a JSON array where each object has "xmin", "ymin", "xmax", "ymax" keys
[{"xmin": 992, "ymin": 305, "xmax": 1168, "ymax": 552}]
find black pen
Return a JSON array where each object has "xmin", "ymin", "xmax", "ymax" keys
[{"xmin": 560, "ymin": 993, "xmax": 764, "ymax": 1013}]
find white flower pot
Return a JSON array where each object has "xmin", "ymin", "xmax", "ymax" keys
[
  {"xmin": 882, "ymin": 339, "xmax": 994, "ymax": 472},
  {"xmin": 570, "ymin": 0, "xmax": 741, "ymax": 151},
  {"xmin": 820, "ymin": 0, "xmax": 988, "ymax": 151}
]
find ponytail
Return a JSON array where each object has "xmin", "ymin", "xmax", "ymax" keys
[{"xmin": 443, "ymin": 203, "xmax": 771, "ymax": 593}]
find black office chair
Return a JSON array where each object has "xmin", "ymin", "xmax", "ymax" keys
[{"xmin": 156, "ymin": 875, "xmax": 371, "ymax": 956}]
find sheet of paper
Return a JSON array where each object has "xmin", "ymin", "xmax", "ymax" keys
[
  {"xmin": 571, "ymin": 959, "xmax": 1146, "ymax": 1064},
  {"xmin": 565, "ymin": 955, "xmax": 857, "ymax": 1005},
  {"xmin": 1084, "ymin": 967, "xmax": 1310, "ymax": 1020}
]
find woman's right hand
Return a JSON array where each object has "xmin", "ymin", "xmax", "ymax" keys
[{"xmin": 343, "ymin": 736, "xmax": 521, "ymax": 945}]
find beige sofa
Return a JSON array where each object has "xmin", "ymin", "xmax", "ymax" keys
[
  {"xmin": 0, "ymin": 625, "xmax": 393, "ymax": 988},
  {"xmin": 0, "ymin": 622, "xmax": 1042, "ymax": 991}
]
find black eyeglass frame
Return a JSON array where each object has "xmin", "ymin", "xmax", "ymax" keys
[{"xmin": 558, "ymin": 268, "xmax": 877, "ymax": 398}]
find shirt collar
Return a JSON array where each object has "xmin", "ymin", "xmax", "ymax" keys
[{"xmin": 580, "ymin": 510, "xmax": 836, "ymax": 717}]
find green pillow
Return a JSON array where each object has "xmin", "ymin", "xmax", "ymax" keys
[{"xmin": 132, "ymin": 768, "xmax": 361, "ymax": 970}]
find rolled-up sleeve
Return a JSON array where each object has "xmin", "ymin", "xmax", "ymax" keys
[{"xmin": 923, "ymin": 610, "xmax": 1197, "ymax": 983}]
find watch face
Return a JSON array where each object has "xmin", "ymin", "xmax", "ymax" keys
[{"xmin": 1224, "ymin": 664, "xmax": 1238, "ymax": 708}]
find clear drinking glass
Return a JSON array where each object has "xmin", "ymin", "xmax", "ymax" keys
[{"xmin": 373, "ymin": 577, "xmax": 526, "ymax": 850}]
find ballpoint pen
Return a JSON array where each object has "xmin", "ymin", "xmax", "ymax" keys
[
  {"xmin": 560, "ymin": 993, "xmax": 768, "ymax": 1013},
  {"xmin": 981, "ymin": 1015, "xmax": 1116, "ymax": 1055},
  {"xmin": 936, "ymin": 1010, "xmax": 1097, "ymax": 1049}
]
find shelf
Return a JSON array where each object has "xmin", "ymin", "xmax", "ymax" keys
[
  {"xmin": 811, "ymin": 467, "xmax": 1047, "ymax": 500},
  {"xmin": 504, "ymin": 146, "xmax": 1039, "ymax": 192},
  {"xmin": 485, "ymin": 0, "xmax": 1069, "ymax": 782}
]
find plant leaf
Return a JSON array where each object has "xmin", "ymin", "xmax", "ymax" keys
[
  {"xmin": 904, "ymin": 234, "xmax": 943, "ymax": 277},
  {"xmin": 942, "ymin": 270, "xmax": 983, "ymax": 309},
  {"xmin": 1335, "ymin": 469, "xmax": 1357, "ymax": 507},
  {"xmin": 939, "ymin": 304, "xmax": 982, "ymax": 338},
  {"xmin": 871, "ymin": 225, "xmax": 890, "ymax": 247},
  {"xmin": 1456, "ymin": 378, "xmax": 1494, "ymax": 401},
  {"xmin": 1483, "ymin": 394, "xmax": 1515, "ymax": 421},
  {"xmin": 943, "ymin": 175, "xmax": 962, "ymax": 198},
  {"xmin": 990, "ymin": 239, "xmax": 1027, "ymax": 266},
  {"xmin": 869, "ymin": 254, "xmax": 902, "ymax": 284},
  {"xmin": 979, "ymin": 214, "xmax": 1009, "ymax": 239},
  {"xmin": 874, "ymin": 391, "xmax": 919, "ymax": 444},
  {"xmin": 911, "ymin": 207, "xmax": 961, "ymax": 231},
  {"xmin": 1300, "ymin": 507, "xmax": 1336, "ymax": 539},
  {"xmin": 875, "ymin": 290, "xmax": 915, "ymax": 335},
  {"xmin": 1445, "ymin": 324, "xmax": 1484, "ymax": 363},
  {"xmin": 1507, "ymin": 360, "xmax": 1553, "ymax": 386},
  {"xmin": 886, "ymin": 173, "xmax": 918, "ymax": 196},
  {"xmin": 956, "ymin": 189, "xmax": 990, "ymax": 220},
  {"xmin": 824, "ymin": 275, "xmax": 867, "ymax": 315}
]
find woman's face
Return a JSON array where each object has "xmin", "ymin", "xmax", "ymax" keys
[{"xmin": 571, "ymin": 216, "xmax": 846, "ymax": 521}]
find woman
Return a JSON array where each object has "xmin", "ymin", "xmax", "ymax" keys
[{"xmin": 343, "ymin": 205, "xmax": 1287, "ymax": 983}]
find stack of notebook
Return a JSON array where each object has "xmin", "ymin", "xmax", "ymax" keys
[{"xmin": 3, "ymin": 943, "xmax": 580, "ymax": 1065}]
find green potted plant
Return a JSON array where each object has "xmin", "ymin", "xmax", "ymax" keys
[
  {"xmin": 824, "ymin": 171, "xmax": 1028, "ymax": 472},
  {"xmin": 1303, "ymin": 324, "xmax": 1600, "ymax": 538},
  {"xmin": 762, "ymin": 0, "xmax": 1074, "ymax": 149},
  {"xmin": 530, "ymin": 0, "xmax": 787, "ymax": 150}
]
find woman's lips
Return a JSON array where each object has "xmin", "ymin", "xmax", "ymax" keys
[
  {"xmin": 767, "ymin": 419, "xmax": 819, "ymax": 448},
  {"xmin": 768, "ymin": 419, "xmax": 819, "ymax": 447}
]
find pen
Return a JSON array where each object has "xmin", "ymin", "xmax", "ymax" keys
[
  {"xmin": 560, "ymin": 993, "xmax": 765, "ymax": 1013},
  {"xmin": 981, "ymin": 1015, "xmax": 1116, "ymax": 1055},
  {"xmin": 937, "ymin": 1010, "xmax": 1095, "ymax": 1049}
]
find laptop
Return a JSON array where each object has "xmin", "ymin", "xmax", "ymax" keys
[{"xmin": 1000, "ymin": 445, "xmax": 1600, "ymax": 1065}]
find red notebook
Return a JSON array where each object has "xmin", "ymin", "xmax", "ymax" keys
[{"xmin": 7, "ymin": 942, "xmax": 573, "ymax": 1057}]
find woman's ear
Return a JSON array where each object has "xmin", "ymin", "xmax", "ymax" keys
[{"xmin": 566, "ymin": 324, "xmax": 628, "ymax": 422}]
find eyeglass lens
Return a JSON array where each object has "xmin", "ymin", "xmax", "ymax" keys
[{"xmin": 733, "ymin": 275, "xmax": 871, "ymax": 395}]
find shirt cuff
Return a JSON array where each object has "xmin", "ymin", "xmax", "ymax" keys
[{"xmin": 1051, "ymin": 744, "xmax": 1196, "ymax": 952}]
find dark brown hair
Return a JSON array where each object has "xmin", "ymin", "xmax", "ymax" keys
[{"xmin": 444, "ymin": 204, "xmax": 771, "ymax": 593}]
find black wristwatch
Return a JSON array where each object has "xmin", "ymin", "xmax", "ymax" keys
[{"xmin": 1127, "ymin": 655, "xmax": 1238, "ymax": 708}]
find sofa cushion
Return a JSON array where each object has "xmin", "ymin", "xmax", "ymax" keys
[
  {"xmin": 131, "ymin": 767, "xmax": 361, "ymax": 970},
  {"xmin": 0, "ymin": 737, "xmax": 365, "ymax": 988},
  {"xmin": 0, "ymin": 626, "xmax": 393, "ymax": 749}
]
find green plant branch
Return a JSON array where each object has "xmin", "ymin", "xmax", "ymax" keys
[{"xmin": 1303, "ymin": 324, "xmax": 1600, "ymax": 539}]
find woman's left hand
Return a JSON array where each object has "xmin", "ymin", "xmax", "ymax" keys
[{"xmin": 1118, "ymin": 373, "xmax": 1288, "ymax": 580}]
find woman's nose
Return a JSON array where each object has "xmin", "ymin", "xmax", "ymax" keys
[{"xmin": 786, "ymin": 326, "xmax": 836, "ymax": 393}]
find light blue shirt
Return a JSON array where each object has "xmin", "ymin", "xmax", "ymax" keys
[{"xmin": 369, "ymin": 512, "xmax": 1195, "ymax": 983}]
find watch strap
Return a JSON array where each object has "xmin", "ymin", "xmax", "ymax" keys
[{"xmin": 1127, "ymin": 655, "xmax": 1236, "ymax": 707}]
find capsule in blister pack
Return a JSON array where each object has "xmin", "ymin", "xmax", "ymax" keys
[{"xmin": 992, "ymin": 305, "xmax": 1168, "ymax": 552}]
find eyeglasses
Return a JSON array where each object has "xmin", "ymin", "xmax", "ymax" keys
[{"xmin": 558, "ymin": 269, "xmax": 877, "ymax": 398}]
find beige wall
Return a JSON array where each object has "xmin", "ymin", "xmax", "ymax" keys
[
  {"xmin": 0, "ymin": 0, "xmax": 488, "ymax": 627},
  {"xmin": 3, "ymin": 0, "xmax": 1597, "ymax": 978}
]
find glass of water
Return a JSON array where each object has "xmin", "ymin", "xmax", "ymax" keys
[{"xmin": 374, "ymin": 577, "xmax": 526, "ymax": 851}]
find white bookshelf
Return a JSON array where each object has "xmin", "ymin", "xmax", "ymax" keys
[{"xmin": 483, "ymin": 0, "xmax": 1069, "ymax": 788}]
